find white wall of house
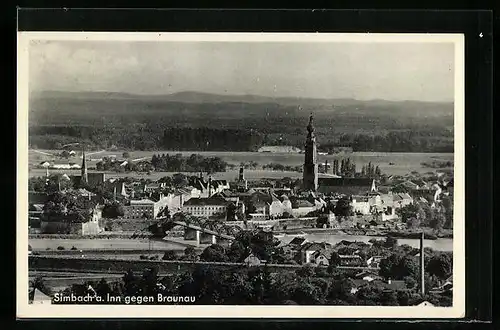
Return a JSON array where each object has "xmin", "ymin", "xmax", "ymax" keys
[
  {"xmin": 269, "ymin": 201, "xmax": 284, "ymax": 216},
  {"xmin": 183, "ymin": 204, "xmax": 227, "ymax": 217},
  {"xmin": 292, "ymin": 206, "xmax": 316, "ymax": 217},
  {"xmin": 352, "ymin": 201, "xmax": 371, "ymax": 215}
]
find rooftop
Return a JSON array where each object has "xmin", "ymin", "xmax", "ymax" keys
[{"xmin": 183, "ymin": 196, "xmax": 229, "ymax": 206}]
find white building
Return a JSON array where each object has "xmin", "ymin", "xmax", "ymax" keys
[
  {"xmin": 352, "ymin": 195, "xmax": 371, "ymax": 215},
  {"xmin": 182, "ymin": 196, "xmax": 229, "ymax": 218},
  {"xmin": 123, "ymin": 198, "xmax": 169, "ymax": 220}
]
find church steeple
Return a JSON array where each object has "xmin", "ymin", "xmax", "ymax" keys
[
  {"xmin": 303, "ymin": 114, "xmax": 318, "ymax": 191},
  {"xmin": 307, "ymin": 114, "xmax": 315, "ymax": 137}
]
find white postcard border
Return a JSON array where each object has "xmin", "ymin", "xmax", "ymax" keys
[{"xmin": 17, "ymin": 32, "xmax": 465, "ymax": 319}]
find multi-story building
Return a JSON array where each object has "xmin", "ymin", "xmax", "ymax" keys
[
  {"xmin": 182, "ymin": 196, "xmax": 229, "ymax": 218},
  {"xmin": 122, "ymin": 198, "xmax": 169, "ymax": 220}
]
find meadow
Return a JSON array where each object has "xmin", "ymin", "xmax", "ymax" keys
[{"xmin": 29, "ymin": 150, "xmax": 454, "ymax": 178}]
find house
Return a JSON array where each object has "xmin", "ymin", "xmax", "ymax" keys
[
  {"xmin": 311, "ymin": 250, "xmax": 332, "ymax": 266},
  {"xmin": 396, "ymin": 180, "xmax": 420, "ymax": 191},
  {"xmin": 122, "ymin": 196, "xmax": 171, "ymax": 220},
  {"xmin": 243, "ymin": 253, "xmax": 265, "ymax": 266},
  {"xmin": 412, "ymin": 179, "xmax": 430, "ymax": 189},
  {"xmin": 350, "ymin": 279, "xmax": 407, "ymax": 294},
  {"xmin": 182, "ymin": 196, "xmax": 229, "ymax": 218},
  {"xmin": 29, "ymin": 288, "xmax": 52, "ymax": 305},
  {"xmin": 288, "ymin": 236, "xmax": 308, "ymax": 248},
  {"xmin": 212, "ymin": 180, "xmax": 230, "ymax": 194},
  {"xmin": 317, "ymin": 178, "xmax": 376, "ymax": 196},
  {"xmin": 246, "ymin": 191, "xmax": 285, "ymax": 218},
  {"xmin": 376, "ymin": 279, "xmax": 408, "ymax": 291},
  {"xmin": 429, "ymin": 275, "xmax": 453, "ymax": 294},
  {"xmin": 297, "ymin": 242, "xmax": 332, "ymax": 264},
  {"xmin": 76, "ymin": 188, "xmax": 96, "ymax": 200},
  {"xmin": 278, "ymin": 195, "xmax": 293, "ymax": 215},
  {"xmin": 366, "ymin": 256, "xmax": 383, "ymax": 268},
  {"xmin": 367, "ymin": 193, "xmax": 382, "ymax": 208},
  {"xmin": 123, "ymin": 199, "xmax": 156, "ymax": 219},
  {"xmin": 39, "ymin": 161, "xmax": 51, "ymax": 168},
  {"xmin": 354, "ymin": 269, "xmax": 383, "ymax": 282},
  {"xmin": 338, "ymin": 254, "xmax": 364, "ymax": 267},
  {"xmin": 393, "ymin": 193, "xmax": 413, "ymax": 209},
  {"xmin": 289, "ymin": 197, "xmax": 316, "ymax": 217},
  {"xmin": 352, "ymin": 195, "xmax": 371, "ymax": 215},
  {"xmin": 144, "ymin": 182, "xmax": 166, "ymax": 193}
]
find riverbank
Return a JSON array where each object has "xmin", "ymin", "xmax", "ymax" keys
[{"xmin": 278, "ymin": 227, "xmax": 453, "ymax": 240}]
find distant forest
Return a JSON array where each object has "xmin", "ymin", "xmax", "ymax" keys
[
  {"xmin": 29, "ymin": 125, "xmax": 453, "ymax": 153},
  {"xmin": 28, "ymin": 92, "xmax": 454, "ymax": 153}
]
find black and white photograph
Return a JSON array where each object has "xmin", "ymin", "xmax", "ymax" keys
[{"xmin": 17, "ymin": 32, "xmax": 465, "ymax": 318}]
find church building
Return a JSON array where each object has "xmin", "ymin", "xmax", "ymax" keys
[{"xmin": 303, "ymin": 115, "xmax": 319, "ymax": 191}]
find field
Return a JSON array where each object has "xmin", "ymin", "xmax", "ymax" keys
[
  {"xmin": 28, "ymin": 238, "xmax": 186, "ymax": 251},
  {"xmin": 29, "ymin": 150, "xmax": 454, "ymax": 178}
]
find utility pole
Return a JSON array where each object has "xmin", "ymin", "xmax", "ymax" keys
[{"xmin": 420, "ymin": 231, "xmax": 425, "ymax": 296}]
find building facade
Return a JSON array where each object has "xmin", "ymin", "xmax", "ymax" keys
[{"xmin": 182, "ymin": 196, "xmax": 229, "ymax": 218}]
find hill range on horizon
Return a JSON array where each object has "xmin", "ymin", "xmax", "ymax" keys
[
  {"xmin": 30, "ymin": 89, "xmax": 454, "ymax": 107},
  {"xmin": 27, "ymin": 89, "xmax": 454, "ymax": 153}
]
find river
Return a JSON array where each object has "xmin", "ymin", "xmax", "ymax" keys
[
  {"xmin": 278, "ymin": 233, "xmax": 453, "ymax": 252},
  {"xmin": 29, "ymin": 234, "xmax": 453, "ymax": 253}
]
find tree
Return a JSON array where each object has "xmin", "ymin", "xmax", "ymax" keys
[
  {"xmin": 200, "ymin": 244, "xmax": 229, "ymax": 262},
  {"xmin": 384, "ymin": 236, "xmax": 398, "ymax": 249},
  {"xmin": 184, "ymin": 246, "xmax": 197, "ymax": 261},
  {"xmin": 406, "ymin": 217, "xmax": 420, "ymax": 229},
  {"xmin": 226, "ymin": 202, "xmax": 237, "ymax": 221},
  {"xmin": 396, "ymin": 203, "xmax": 425, "ymax": 224},
  {"xmin": 30, "ymin": 276, "xmax": 52, "ymax": 297},
  {"xmin": 329, "ymin": 251, "xmax": 341, "ymax": 268},
  {"xmin": 296, "ymin": 265, "xmax": 315, "ymax": 278},
  {"xmin": 172, "ymin": 173, "xmax": 189, "ymax": 188},
  {"xmin": 403, "ymin": 276, "xmax": 417, "ymax": 290},
  {"xmin": 426, "ymin": 253, "xmax": 452, "ymax": 280},
  {"xmin": 95, "ymin": 278, "xmax": 112, "ymax": 298},
  {"xmin": 162, "ymin": 250, "xmax": 177, "ymax": 260},
  {"xmin": 334, "ymin": 197, "xmax": 353, "ymax": 218},
  {"xmin": 102, "ymin": 202, "xmax": 125, "ymax": 219},
  {"xmin": 429, "ymin": 209, "xmax": 446, "ymax": 232},
  {"xmin": 441, "ymin": 196, "xmax": 454, "ymax": 229},
  {"xmin": 379, "ymin": 253, "xmax": 419, "ymax": 280}
]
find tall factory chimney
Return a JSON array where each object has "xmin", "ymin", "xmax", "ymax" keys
[{"xmin": 420, "ymin": 231, "xmax": 425, "ymax": 296}]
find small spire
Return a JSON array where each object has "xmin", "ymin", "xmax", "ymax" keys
[{"xmin": 307, "ymin": 114, "xmax": 315, "ymax": 135}]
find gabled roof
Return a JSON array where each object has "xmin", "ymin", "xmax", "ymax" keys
[
  {"xmin": 299, "ymin": 241, "xmax": 331, "ymax": 252},
  {"xmin": 289, "ymin": 237, "xmax": 307, "ymax": 246},
  {"xmin": 318, "ymin": 178, "xmax": 374, "ymax": 187},
  {"xmin": 130, "ymin": 198, "xmax": 155, "ymax": 204},
  {"xmin": 183, "ymin": 196, "xmax": 229, "ymax": 206},
  {"xmin": 289, "ymin": 196, "xmax": 315, "ymax": 208}
]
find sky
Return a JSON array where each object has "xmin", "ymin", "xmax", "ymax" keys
[{"xmin": 29, "ymin": 40, "xmax": 455, "ymax": 102}]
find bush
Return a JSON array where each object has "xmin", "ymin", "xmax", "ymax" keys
[
  {"xmin": 70, "ymin": 246, "xmax": 77, "ymax": 250},
  {"xmin": 46, "ymin": 247, "xmax": 51, "ymax": 250},
  {"xmin": 162, "ymin": 251, "xmax": 177, "ymax": 260},
  {"xmin": 56, "ymin": 246, "xmax": 65, "ymax": 250},
  {"xmin": 149, "ymin": 255, "xmax": 159, "ymax": 260},
  {"xmin": 139, "ymin": 255, "xmax": 148, "ymax": 260}
]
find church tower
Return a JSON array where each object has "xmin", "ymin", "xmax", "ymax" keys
[
  {"xmin": 303, "ymin": 115, "xmax": 318, "ymax": 191},
  {"xmin": 81, "ymin": 147, "xmax": 88, "ymax": 185}
]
